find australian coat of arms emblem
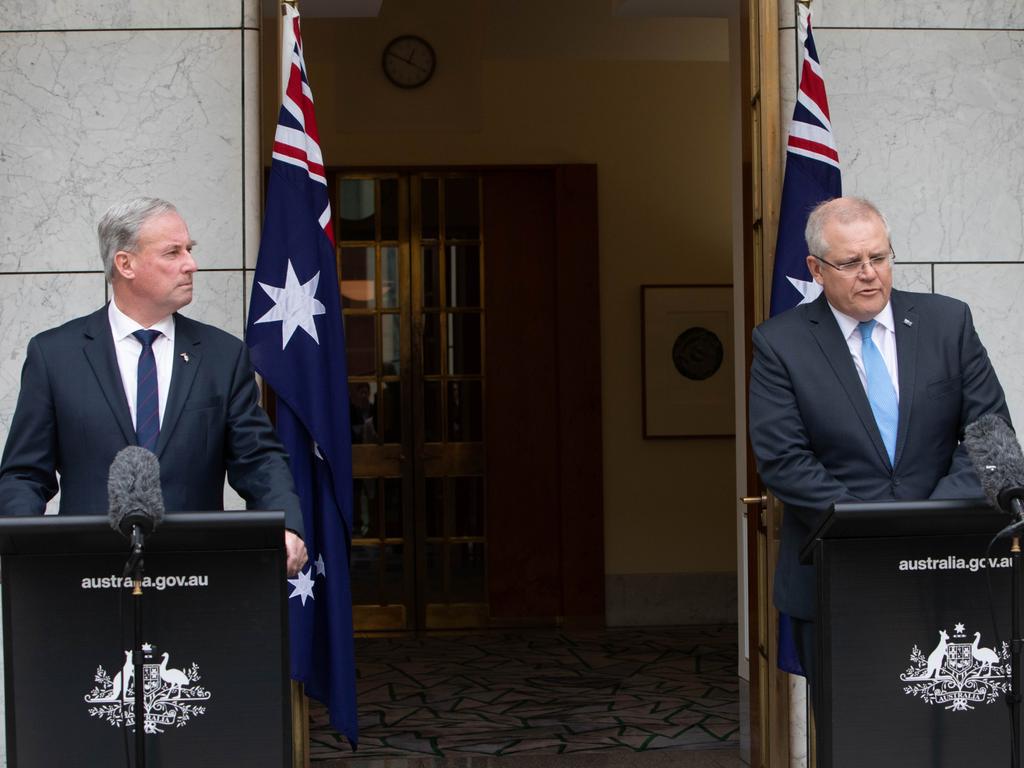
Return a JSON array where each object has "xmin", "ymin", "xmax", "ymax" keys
[
  {"xmin": 83, "ymin": 644, "xmax": 212, "ymax": 732},
  {"xmin": 900, "ymin": 622, "xmax": 1010, "ymax": 711}
]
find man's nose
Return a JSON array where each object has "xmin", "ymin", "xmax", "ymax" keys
[{"xmin": 858, "ymin": 261, "xmax": 879, "ymax": 279}]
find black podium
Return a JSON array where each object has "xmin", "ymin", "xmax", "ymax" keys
[
  {"xmin": 805, "ymin": 499, "xmax": 1019, "ymax": 767},
  {"xmin": 0, "ymin": 512, "xmax": 290, "ymax": 768}
]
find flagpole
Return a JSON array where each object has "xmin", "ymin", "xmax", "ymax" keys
[
  {"xmin": 280, "ymin": 1, "xmax": 298, "ymax": 107},
  {"xmin": 275, "ymin": 5, "xmax": 312, "ymax": 766}
]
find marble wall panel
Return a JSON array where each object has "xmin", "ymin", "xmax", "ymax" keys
[
  {"xmin": 778, "ymin": 0, "xmax": 796, "ymax": 31},
  {"xmin": 223, "ymin": 480, "xmax": 246, "ymax": 512},
  {"xmin": 934, "ymin": 262, "xmax": 1024, "ymax": 426},
  {"xmin": 244, "ymin": 270, "xmax": 255, "ymax": 331},
  {"xmin": 817, "ymin": 28, "xmax": 1024, "ymax": 265},
  {"xmin": 0, "ymin": 0, "xmax": 243, "ymax": 31},
  {"xmin": 245, "ymin": 28, "xmax": 264, "ymax": 270},
  {"xmin": 0, "ymin": 29, "xmax": 246, "ymax": 273},
  {"xmin": 187, "ymin": 268, "xmax": 247, "ymax": 340},
  {"xmin": 244, "ymin": 0, "xmax": 261, "ymax": 30},
  {"xmin": 0, "ymin": 274, "xmax": 107, "ymax": 445},
  {"xmin": 777, "ymin": 28, "xmax": 798, "ymax": 172},
  {"xmin": 793, "ymin": 0, "xmax": 1024, "ymax": 31},
  {"xmin": 893, "ymin": 262, "xmax": 933, "ymax": 293}
]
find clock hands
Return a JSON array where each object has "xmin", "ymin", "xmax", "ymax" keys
[{"xmin": 386, "ymin": 50, "xmax": 428, "ymax": 74}]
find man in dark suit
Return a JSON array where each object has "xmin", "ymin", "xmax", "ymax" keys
[
  {"xmin": 0, "ymin": 197, "xmax": 308, "ymax": 576},
  {"xmin": 749, "ymin": 196, "xmax": 1010, "ymax": 696}
]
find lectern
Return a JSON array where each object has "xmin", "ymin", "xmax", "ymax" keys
[
  {"xmin": 0, "ymin": 512, "xmax": 290, "ymax": 768},
  {"xmin": 804, "ymin": 499, "xmax": 1018, "ymax": 768}
]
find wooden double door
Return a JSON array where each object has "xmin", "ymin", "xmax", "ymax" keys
[{"xmin": 332, "ymin": 166, "xmax": 604, "ymax": 631}]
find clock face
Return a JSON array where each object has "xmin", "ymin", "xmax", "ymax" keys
[{"xmin": 382, "ymin": 35, "xmax": 436, "ymax": 89}]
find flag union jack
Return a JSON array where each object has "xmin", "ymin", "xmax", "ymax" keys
[
  {"xmin": 271, "ymin": 13, "xmax": 332, "ymax": 239},
  {"xmin": 769, "ymin": 13, "xmax": 842, "ymax": 317},
  {"xmin": 245, "ymin": 4, "xmax": 357, "ymax": 747},
  {"xmin": 785, "ymin": 29, "xmax": 839, "ymax": 169}
]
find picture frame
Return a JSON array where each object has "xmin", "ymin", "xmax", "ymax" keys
[{"xmin": 641, "ymin": 284, "xmax": 735, "ymax": 439}]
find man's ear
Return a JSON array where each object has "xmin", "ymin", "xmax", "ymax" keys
[
  {"xmin": 805, "ymin": 254, "xmax": 825, "ymax": 285},
  {"xmin": 114, "ymin": 250, "xmax": 134, "ymax": 280}
]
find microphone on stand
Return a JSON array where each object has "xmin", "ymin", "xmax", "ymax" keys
[
  {"xmin": 964, "ymin": 414, "xmax": 1024, "ymax": 522},
  {"xmin": 107, "ymin": 447, "xmax": 164, "ymax": 581},
  {"xmin": 108, "ymin": 446, "xmax": 165, "ymax": 538},
  {"xmin": 107, "ymin": 446, "xmax": 164, "ymax": 764}
]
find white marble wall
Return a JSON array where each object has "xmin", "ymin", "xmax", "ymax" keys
[
  {"xmin": 0, "ymin": 0, "xmax": 259, "ymax": 481},
  {"xmin": 780, "ymin": 0, "xmax": 1024, "ymax": 426}
]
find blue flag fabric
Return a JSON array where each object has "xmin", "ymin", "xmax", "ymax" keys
[
  {"xmin": 770, "ymin": 12, "xmax": 841, "ymax": 676},
  {"xmin": 245, "ymin": 4, "xmax": 357, "ymax": 746}
]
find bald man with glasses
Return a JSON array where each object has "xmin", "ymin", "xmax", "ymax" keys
[{"xmin": 748, "ymin": 196, "xmax": 1010, "ymax": 702}]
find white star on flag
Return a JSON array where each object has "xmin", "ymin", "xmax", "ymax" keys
[
  {"xmin": 288, "ymin": 567, "xmax": 316, "ymax": 606},
  {"xmin": 255, "ymin": 259, "xmax": 326, "ymax": 349},
  {"xmin": 787, "ymin": 275, "xmax": 823, "ymax": 305},
  {"xmin": 315, "ymin": 553, "xmax": 326, "ymax": 577}
]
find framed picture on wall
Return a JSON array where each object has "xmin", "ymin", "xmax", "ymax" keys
[{"xmin": 641, "ymin": 284, "xmax": 734, "ymax": 438}]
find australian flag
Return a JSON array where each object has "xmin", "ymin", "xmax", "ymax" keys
[
  {"xmin": 771, "ymin": 10, "xmax": 841, "ymax": 676},
  {"xmin": 245, "ymin": 3, "xmax": 357, "ymax": 746},
  {"xmin": 770, "ymin": 11, "xmax": 841, "ymax": 316}
]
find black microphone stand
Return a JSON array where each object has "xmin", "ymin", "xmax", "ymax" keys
[{"xmin": 123, "ymin": 523, "xmax": 148, "ymax": 768}]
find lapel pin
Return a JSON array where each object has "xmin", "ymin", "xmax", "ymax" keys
[
  {"xmin": 179, "ymin": 352, "xmax": 190, "ymax": 363},
  {"xmin": 903, "ymin": 318, "xmax": 913, "ymax": 327}
]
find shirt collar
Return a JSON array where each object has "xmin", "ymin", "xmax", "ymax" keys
[
  {"xmin": 826, "ymin": 300, "xmax": 895, "ymax": 342},
  {"xmin": 108, "ymin": 299, "xmax": 176, "ymax": 342}
]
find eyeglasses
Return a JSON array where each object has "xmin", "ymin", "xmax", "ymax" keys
[{"xmin": 812, "ymin": 246, "xmax": 896, "ymax": 278}]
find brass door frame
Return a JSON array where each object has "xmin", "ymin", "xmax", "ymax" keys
[{"xmin": 747, "ymin": 0, "xmax": 796, "ymax": 766}]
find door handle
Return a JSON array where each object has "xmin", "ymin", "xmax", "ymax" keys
[{"xmin": 740, "ymin": 495, "xmax": 767, "ymax": 517}]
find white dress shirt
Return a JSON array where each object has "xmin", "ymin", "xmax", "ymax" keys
[
  {"xmin": 108, "ymin": 299, "xmax": 175, "ymax": 429},
  {"xmin": 827, "ymin": 301, "xmax": 900, "ymax": 399}
]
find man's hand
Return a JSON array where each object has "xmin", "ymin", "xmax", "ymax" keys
[{"xmin": 285, "ymin": 530, "xmax": 308, "ymax": 577}]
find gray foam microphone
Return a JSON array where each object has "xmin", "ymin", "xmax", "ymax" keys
[
  {"xmin": 107, "ymin": 446, "xmax": 165, "ymax": 537},
  {"xmin": 964, "ymin": 413, "xmax": 1024, "ymax": 517}
]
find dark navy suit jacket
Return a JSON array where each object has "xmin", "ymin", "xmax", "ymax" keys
[
  {"xmin": 0, "ymin": 305, "xmax": 303, "ymax": 536},
  {"xmin": 749, "ymin": 290, "xmax": 1009, "ymax": 619}
]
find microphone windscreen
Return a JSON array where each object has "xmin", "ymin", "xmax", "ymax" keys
[
  {"xmin": 107, "ymin": 446, "xmax": 165, "ymax": 536},
  {"xmin": 964, "ymin": 414, "xmax": 1024, "ymax": 512}
]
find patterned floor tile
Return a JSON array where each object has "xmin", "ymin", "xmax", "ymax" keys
[{"xmin": 310, "ymin": 625, "xmax": 738, "ymax": 762}]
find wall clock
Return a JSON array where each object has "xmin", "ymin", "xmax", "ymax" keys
[{"xmin": 381, "ymin": 35, "xmax": 436, "ymax": 89}]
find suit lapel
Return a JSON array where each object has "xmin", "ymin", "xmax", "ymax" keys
[
  {"xmin": 157, "ymin": 315, "xmax": 202, "ymax": 458},
  {"xmin": 805, "ymin": 295, "xmax": 892, "ymax": 468},
  {"xmin": 82, "ymin": 306, "xmax": 136, "ymax": 445},
  {"xmin": 891, "ymin": 290, "xmax": 918, "ymax": 467}
]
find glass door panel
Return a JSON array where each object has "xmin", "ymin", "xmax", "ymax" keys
[
  {"xmin": 339, "ymin": 174, "xmax": 413, "ymax": 632},
  {"xmin": 339, "ymin": 171, "xmax": 487, "ymax": 631},
  {"xmin": 412, "ymin": 173, "xmax": 487, "ymax": 630}
]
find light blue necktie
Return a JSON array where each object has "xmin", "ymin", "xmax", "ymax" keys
[
  {"xmin": 133, "ymin": 329, "xmax": 161, "ymax": 453},
  {"xmin": 859, "ymin": 320, "xmax": 898, "ymax": 464}
]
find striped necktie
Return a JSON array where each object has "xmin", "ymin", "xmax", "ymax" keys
[
  {"xmin": 133, "ymin": 329, "xmax": 161, "ymax": 452},
  {"xmin": 858, "ymin": 320, "xmax": 898, "ymax": 464}
]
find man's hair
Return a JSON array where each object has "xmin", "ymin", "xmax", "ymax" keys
[
  {"xmin": 805, "ymin": 196, "xmax": 891, "ymax": 259},
  {"xmin": 97, "ymin": 197, "xmax": 178, "ymax": 282}
]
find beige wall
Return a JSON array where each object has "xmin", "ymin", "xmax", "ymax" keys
[{"xmin": 264, "ymin": 2, "xmax": 736, "ymax": 578}]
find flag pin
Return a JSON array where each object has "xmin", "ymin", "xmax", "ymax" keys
[
  {"xmin": 903, "ymin": 318, "xmax": 913, "ymax": 327},
  {"xmin": 180, "ymin": 352, "xmax": 190, "ymax": 363}
]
